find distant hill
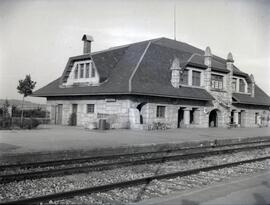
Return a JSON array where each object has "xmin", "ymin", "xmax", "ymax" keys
[{"xmin": 0, "ymin": 99, "xmax": 46, "ymax": 109}]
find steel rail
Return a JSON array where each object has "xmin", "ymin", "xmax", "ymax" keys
[
  {"xmin": 1, "ymin": 142, "xmax": 270, "ymax": 183},
  {"xmin": 2, "ymin": 155, "xmax": 270, "ymax": 205},
  {"xmin": 1, "ymin": 138, "xmax": 270, "ymax": 171}
]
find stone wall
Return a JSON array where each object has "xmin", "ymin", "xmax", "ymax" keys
[{"xmin": 47, "ymin": 98, "xmax": 131, "ymax": 129}]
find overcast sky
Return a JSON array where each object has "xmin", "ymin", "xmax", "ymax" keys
[{"xmin": 0, "ymin": 0, "xmax": 269, "ymax": 104}]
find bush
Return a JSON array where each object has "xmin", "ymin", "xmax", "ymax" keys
[
  {"xmin": 68, "ymin": 113, "xmax": 77, "ymax": 126},
  {"xmin": 0, "ymin": 118, "xmax": 40, "ymax": 129}
]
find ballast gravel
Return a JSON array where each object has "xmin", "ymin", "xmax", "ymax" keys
[{"xmin": 1, "ymin": 148, "xmax": 270, "ymax": 203}]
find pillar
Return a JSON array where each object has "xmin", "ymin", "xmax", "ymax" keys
[
  {"xmin": 184, "ymin": 108, "xmax": 191, "ymax": 126},
  {"xmin": 233, "ymin": 110, "xmax": 239, "ymax": 125},
  {"xmin": 193, "ymin": 108, "xmax": 202, "ymax": 124}
]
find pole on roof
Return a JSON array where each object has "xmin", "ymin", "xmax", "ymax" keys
[{"xmin": 174, "ymin": 2, "xmax": 176, "ymax": 41}]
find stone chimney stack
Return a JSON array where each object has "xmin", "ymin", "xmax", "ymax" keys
[
  {"xmin": 204, "ymin": 46, "xmax": 212, "ymax": 67},
  {"xmin": 250, "ymin": 74, "xmax": 255, "ymax": 97},
  {"xmin": 226, "ymin": 52, "xmax": 234, "ymax": 105},
  {"xmin": 204, "ymin": 47, "xmax": 212, "ymax": 91},
  {"xmin": 226, "ymin": 52, "xmax": 234, "ymax": 71},
  {"xmin": 82, "ymin": 34, "xmax": 94, "ymax": 54},
  {"xmin": 170, "ymin": 57, "xmax": 181, "ymax": 88}
]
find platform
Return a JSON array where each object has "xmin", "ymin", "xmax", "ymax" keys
[
  {"xmin": 135, "ymin": 171, "xmax": 270, "ymax": 205},
  {"xmin": 0, "ymin": 125, "xmax": 270, "ymax": 163}
]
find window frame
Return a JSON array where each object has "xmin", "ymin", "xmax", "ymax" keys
[
  {"xmin": 156, "ymin": 106, "xmax": 165, "ymax": 118},
  {"xmin": 239, "ymin": 79, "xmax": 246, "ymax": 93},
  {"xmin": 74, "ymin": 65, "xmax": 79, "ymax": 79},
  {"xmin": 86, "ymin": 104, "xmax": 95, "ymax": 114},
  {"xmin": 85, "ymin": 63, "xmax": 90, "ymax": 78},
  {"xmin": 79, "ymin": 64, "xmax": 84, "ymax": 78},
  {"xmin": 192, "ymin": 70, "xmax": 201, "ymax": 86},
  {"xmin": 211, "ymin": 74, "xmax": 224, "ymax": 90}
]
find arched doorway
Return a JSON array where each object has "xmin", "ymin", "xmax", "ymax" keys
[
  {"xmin": 136, "ymin": 102, "xmax": 147, "ymax": 124},
  {"xmin": 209, "ymin": 109, "xmax": 218, "ymax": 127}
]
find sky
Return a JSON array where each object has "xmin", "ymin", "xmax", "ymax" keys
[{"xmin": 0, "ymin": 0, "xmax": 269, "ymax": 104}]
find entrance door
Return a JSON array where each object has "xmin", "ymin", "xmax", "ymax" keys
[
  {"xmin": 72, "ymin": 104, "xmax": 78, "ymax": 126},
  {"xmin": 177, "ymin": 108, "xmax": 184, "ymax": 128},
  {"xmin": 56, "ymin": 104, "xmax": 63, "ymax": 124},
  {"xmin": 209, "ymin": 110, "xmax": 218, "ymax": 127}
]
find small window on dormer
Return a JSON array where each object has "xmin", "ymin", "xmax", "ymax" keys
[
  {"xmin": 74, "ymin": 65, "xmax": 78, "ymax": 79},
  {"xmin": 85, "ymin": 63, "xmax": 90, "ymax": 78},
  {"xmin": 91, "ymin": 64, "xmax": 95, "ymax": 77},
  {"xmin": 239, "ymin": 79, "xmax": 245, "ymax": 92},
  {"xmin": 80, "ymin": 64, "xmax": 84, "ymax": 78}
]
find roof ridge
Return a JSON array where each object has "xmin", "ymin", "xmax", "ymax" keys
[{"xmin": 128, "ymin": 41, "xmax": 152, "ymax": 92}]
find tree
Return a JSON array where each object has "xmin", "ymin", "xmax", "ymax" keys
[{"xmin": 17, "ymin": 75, "xmax": 36, "ymax": 126}]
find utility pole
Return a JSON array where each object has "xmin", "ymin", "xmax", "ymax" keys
[{"xmin": 174, "ymin": 2, "xmax": 176, "ymax": 40}]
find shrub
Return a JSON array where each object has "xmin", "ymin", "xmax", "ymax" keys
[
  {"xmin": 68, "ymin": 113, "xmax": 77, "ymax": 126},
  {"xmin": 0, "ymin": 117, "xmax": 40, "ymax": 129}
]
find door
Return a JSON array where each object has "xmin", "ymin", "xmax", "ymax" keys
[
  {"xmin": 56, "ymin": 104, "xmax": 63, "ymax": 124},
  {"xmin": 177, "ymin": 108, "xmax": 184, "ymax": 128},
  {"xmin": 72, "ymin": 104, "xmax": 78, "ymax": 126}
]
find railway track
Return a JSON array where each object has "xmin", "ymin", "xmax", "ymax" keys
[
  {"xmin": 2, "ymin": 139, "xmax": 270, "ymax": 170},
  {"xmin": 1, "ymin": 155, "xmax": 269, "ymax": 205},
  {"xmin": 1, "ymin": 140, "xmax": 270, "ymax": 183}
]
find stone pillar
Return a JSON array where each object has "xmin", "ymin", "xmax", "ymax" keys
[
  {"xmin": 233, "ymin": 110, "xmax": 239, "ymax": 125},
  {"xmin": 193, "ymin": 108, "xmax": 201, "ymax": 124},
  {"xmin": 184, "ymin": 108, "xmax": 191, "ymax": 126}
]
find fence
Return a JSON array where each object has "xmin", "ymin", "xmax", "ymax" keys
[{"xmin": 0, "ymin": 104, "xmax": 50, "ymax": 129}]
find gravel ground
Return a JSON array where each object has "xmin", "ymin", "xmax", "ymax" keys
[
  {"xmin": 2, "ymin": 144, "xmax": 269, "ymax": 176},
  {"xmin": 1, "ymin": 148, "xmax": 270, "ymax": 203}
]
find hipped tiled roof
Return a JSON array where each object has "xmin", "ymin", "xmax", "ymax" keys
[
  {"xmin": 233, "ymin": 85, "xmax": 270, "ymax": 106},
  {"xmin": 33, "ymin": 37, "xmax": 268, "ymax": 105}
]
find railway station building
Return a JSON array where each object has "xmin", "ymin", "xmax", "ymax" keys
[{"xmin": 33, "ymin": 35, "xmax": 270, "ymax": 129}]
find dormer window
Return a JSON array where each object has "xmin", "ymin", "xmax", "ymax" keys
[
  {"xmin": 64, "ymin": 60, "xmax": 99, "ymax": 87},
  {"xmin": 192, "ymin": 71, "xmax": 201, "ymax": 86},
  {"xmin": 239, "ymin": 79, "xmax": 245, "ymax": 92},
  {"xmin": 91, "ymin": 66, "xmax": 95, "ymax": 77},
  {"xmin": 80, "ymin": 64, "xmax": 84, "ymax": 78},
  {"xmin": 74, "ymin": 65, "xmax": 78, "ymax": 79},
  {"xmin": 86, "ymin": 63, "xmax": 90, "ymax": 78}
]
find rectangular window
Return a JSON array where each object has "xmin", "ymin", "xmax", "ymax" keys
[
  {"xmin": 192, "ymin": 71, "xmax": 201, "ymax": 86},
  {"xmin": 91, "ymin": 64, "xmax": 95, "ymax": 77},
  {"xmin": 80, "ymin": 64, "xmax": 84, "ymax": 78},
  {"xmin": 85, "ymin": 63, "xmax": 90, "ymax": 78},
  {"xmin": 156, "ymin": 106, "xmax": 165, "ymax": 118},
  {"xmin": 87, "ymin": 104, "xmax": 95, "ymax": 113},
  {"xmin": 211, "ymin": 74, "xmax": 223, "ymax": 90},
  {"xmin": 74, "ymin": 65, "xmax": 78, "ymax": 79},
  {"xmin": 239, "ymin": 79, "xmax": 245, "ymax": 92},
  {"xmin": 180, "ymin": 69, "xmax": 188, "ymax": 85},
  {"xmin": 232, "ymin": 78, "xmax": 237, "ymax": 92}
]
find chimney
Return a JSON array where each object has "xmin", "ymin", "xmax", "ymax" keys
[
  {"xmin": 82, "ymin": 34, "xmax": 94, "ymax": 54},
  {"xmin": 226, "ymin": 52, "xmax": 234, "ymax": 71},
  {"xmin": 170, "ymin": 57, "xmax": 181, "ymax": 88},
  {"xmin": 250, "ymin": 74, "xmax": 255, "ymax": 97},
  {"xmin": 204, "ymin": 46, "xmax": 212, "ymax": 67}
]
